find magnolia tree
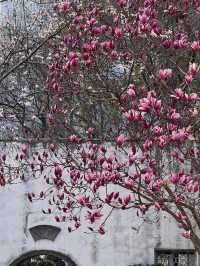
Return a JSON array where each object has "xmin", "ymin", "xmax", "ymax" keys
[{"xmin": 1, "ymin": 0, "xmax": 200, "ymax": 253}]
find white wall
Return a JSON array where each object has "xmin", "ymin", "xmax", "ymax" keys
[{"xmin": 0, "ymin": 175, "xmax": 194, "ymax": 266}]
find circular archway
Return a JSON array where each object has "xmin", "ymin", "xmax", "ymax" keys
[{"xmin": 10, "ymin": 250, "xmax": 78, "ymax": 266}]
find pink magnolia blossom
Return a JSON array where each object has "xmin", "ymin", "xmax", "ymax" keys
[
  {"xmin": 170, "ymin": 172, "xmax": 180, "ymax": 184},
  {"xmin": 106, "ymin": 192, "xmax": 114, "ymax": 203},
  {"xmin": 86, "ymin": 127, "xmax": 95, "ymax": 135},
  {"xmin": 85, "ymin": 173, "xmax": 95, "ymax": 184},
  {"xmin": 127, "ymin": 88, "xmax": 136, "ymax": 98},
  {"xmin": 52, "ymin": 83, "xmax": 60, "ymax": 93},
  {"xmin": 82, "ymin": 43, "xmax": 92, "ymax": 53},
  {"xmin": 123, "ymin": 194, "xmax": 132, "ymax": 205},
  {"xmin": 188, "ymin": 93, "xmax": 198, "ymax": 103},
  {"xmin": 170, "ymin": 111, "xmax": 180, "ymax": 120},
  {"xmin": 68, "ymin": 135, "xmax": 79, "ymax": 143},
  {"xmin": 112, "ymin": 27, "xmax": 123, "ymax": 39},
  {"xmin": 195, "ymin": 175, "xmax": 200, "ymax": 181},
  {"xmin": 59, "ymin": 1, "xmax": 70, "ymax": 13},
  {"xmin": 140, "ymin": 23, "xmax": 150, "ymax": 33},
  {"xmin": 117, "ymin": 0, "xmax": 126, "ymax": 8},
  {"xmin": 174, "ymin": 88, "xmax": 184, "ymax": 100},
  {"xmin": 162, "ymin": 39, "xmax": 172, "ymax": 49},
  {"xmin": 114, "ymin": 192, "xmax": 119, "ymax": 199},
  {"xmin": 100, "ymin": 25, "xmax": 108, "ymax": 33},
  {"xmin": 143, "ymin": 139, "xmax": 153, "ymax": 150},
  {"xmin": 78, "ymin": 196, "xmax": 89, "ymax": 206},
  {"xmin": 175, "ymin": 210, "xmax": 186, "ymax": 221},
  {"xmin": 86, "ymin": 210, "xmax": 103, "ymax": 224},
  {"xmin": 70, "ymin": 57, "xmax": 79, "ymax": 68},
  {"xmin": 188, "ymin": 63, "xmax": 199, "ymax": 76},
  {"xmin": 73, "ymin": 15, "xmax": 82, "ymax": 24},
  {"xmin": 126, "ymin": 179, "xmax": 134, "ymax": 189},
  {"xmin": 139, "ymin": 98, "xmax": 151, "ymax": 112},
  {"xmin": 139, "ymin": 14, "xmax": 149, "ymax": 24},
  {"xmin": 152, "ymin": 179, "xmax": 164, "ymax": 192},
  {"xmin": 54, "ymin": 164, "xmax": 63, "ymax": 178},
  {"xmin": 171, "ymin": 129, "xmax": 187, "ymax": 143},
  {"xmin": 159, "ymin": 68, "xmax": 172, "ymax": 80},
  {"xmin": 21, "ymin": 144, "xmax": 28, "ymax": 154},
  {"xmin": 88, "ymin": 18, "xmax": 97, "ymax": 27},
  {"xmin": 111, "ymin": 50, "xmax": 118, "ymax": 60},
  {"xmin": 125, "ymin": 110, "xmax": 140, "ymax": 121},
  {"xmin": 193, "ymin": 183, "xmax": 199, "ymax": 193},
  {"xmin": 152, "ymin": 25, "xmax": 162, "ymax": 36},
  {"xmin": 154, "ymin": 202, "xmax": 161, "ymax": 212},
  {"xmin": 174, "ymin": 39, "xmax": 188, "ymax": 49},
  {"xmin": 99, "ymin": 144, "xmax": 107, "ymax": 153},
  {"xmin": 128, "ymin": 154, "xmax": 136, "ymax": 165},
  {"xmin": 180, "ymin": 175, "xmax": 190, "ymax": 186},
  {"xmin": 91, "ymin": 27, "xmax": 101, "ymax": 36},
  {"xmin": 191, "ymin": 41, "xmax": 200, "ymax": 51},
  {"xmin": 116, "ymin": 134, "xmax": 126, "ymax": 146},
  {"xmin": 185, "ymin": 74, "xmax": 193, "ymax": 84},
  {"xmin": 144, "ymin": 171, "xmax": 153, "ymax": 184},
  {"xmin": 98, "ymin": 226, "xmax": 105, "ymax": 235},
  {"xmin": 182, "ymin": 230, "xmax": 191, "ymax": 239},
  {"xmin": 152, "ymin": 126, "xmax": 162, "ymax": 136},
  {"xmin": 139, "ymin": 92, "xmax": 161, "ymax": 115},
  {"xmin": 100, "ymin": 41, "xmax": 113, "ymax": 52}
]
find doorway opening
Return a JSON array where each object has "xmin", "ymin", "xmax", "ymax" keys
[{"xmin": 155, "ymin": 249, "xmax": 196, "ymax": 266}]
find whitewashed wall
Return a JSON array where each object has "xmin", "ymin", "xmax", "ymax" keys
[{"xmin": 0, "ymin": 174, "xmax": 195, "ymax": 266}]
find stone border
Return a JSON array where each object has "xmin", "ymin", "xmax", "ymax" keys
[{"xmin": 9, "ymin": 250, "xmax": 78, "ymax": 266}]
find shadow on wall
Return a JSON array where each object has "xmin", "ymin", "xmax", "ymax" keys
[{"xmin": 9, "ymin": 250, "xmax": 78, "ymax": 266}]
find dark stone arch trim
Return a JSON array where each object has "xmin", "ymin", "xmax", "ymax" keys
[
  {"xmin": 9, "ymin": 250, "xmax": 78, "ymax": 266},
  {"xmin": 29, "ymin": 225, "xmax": 61, "ymax": 241}
]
